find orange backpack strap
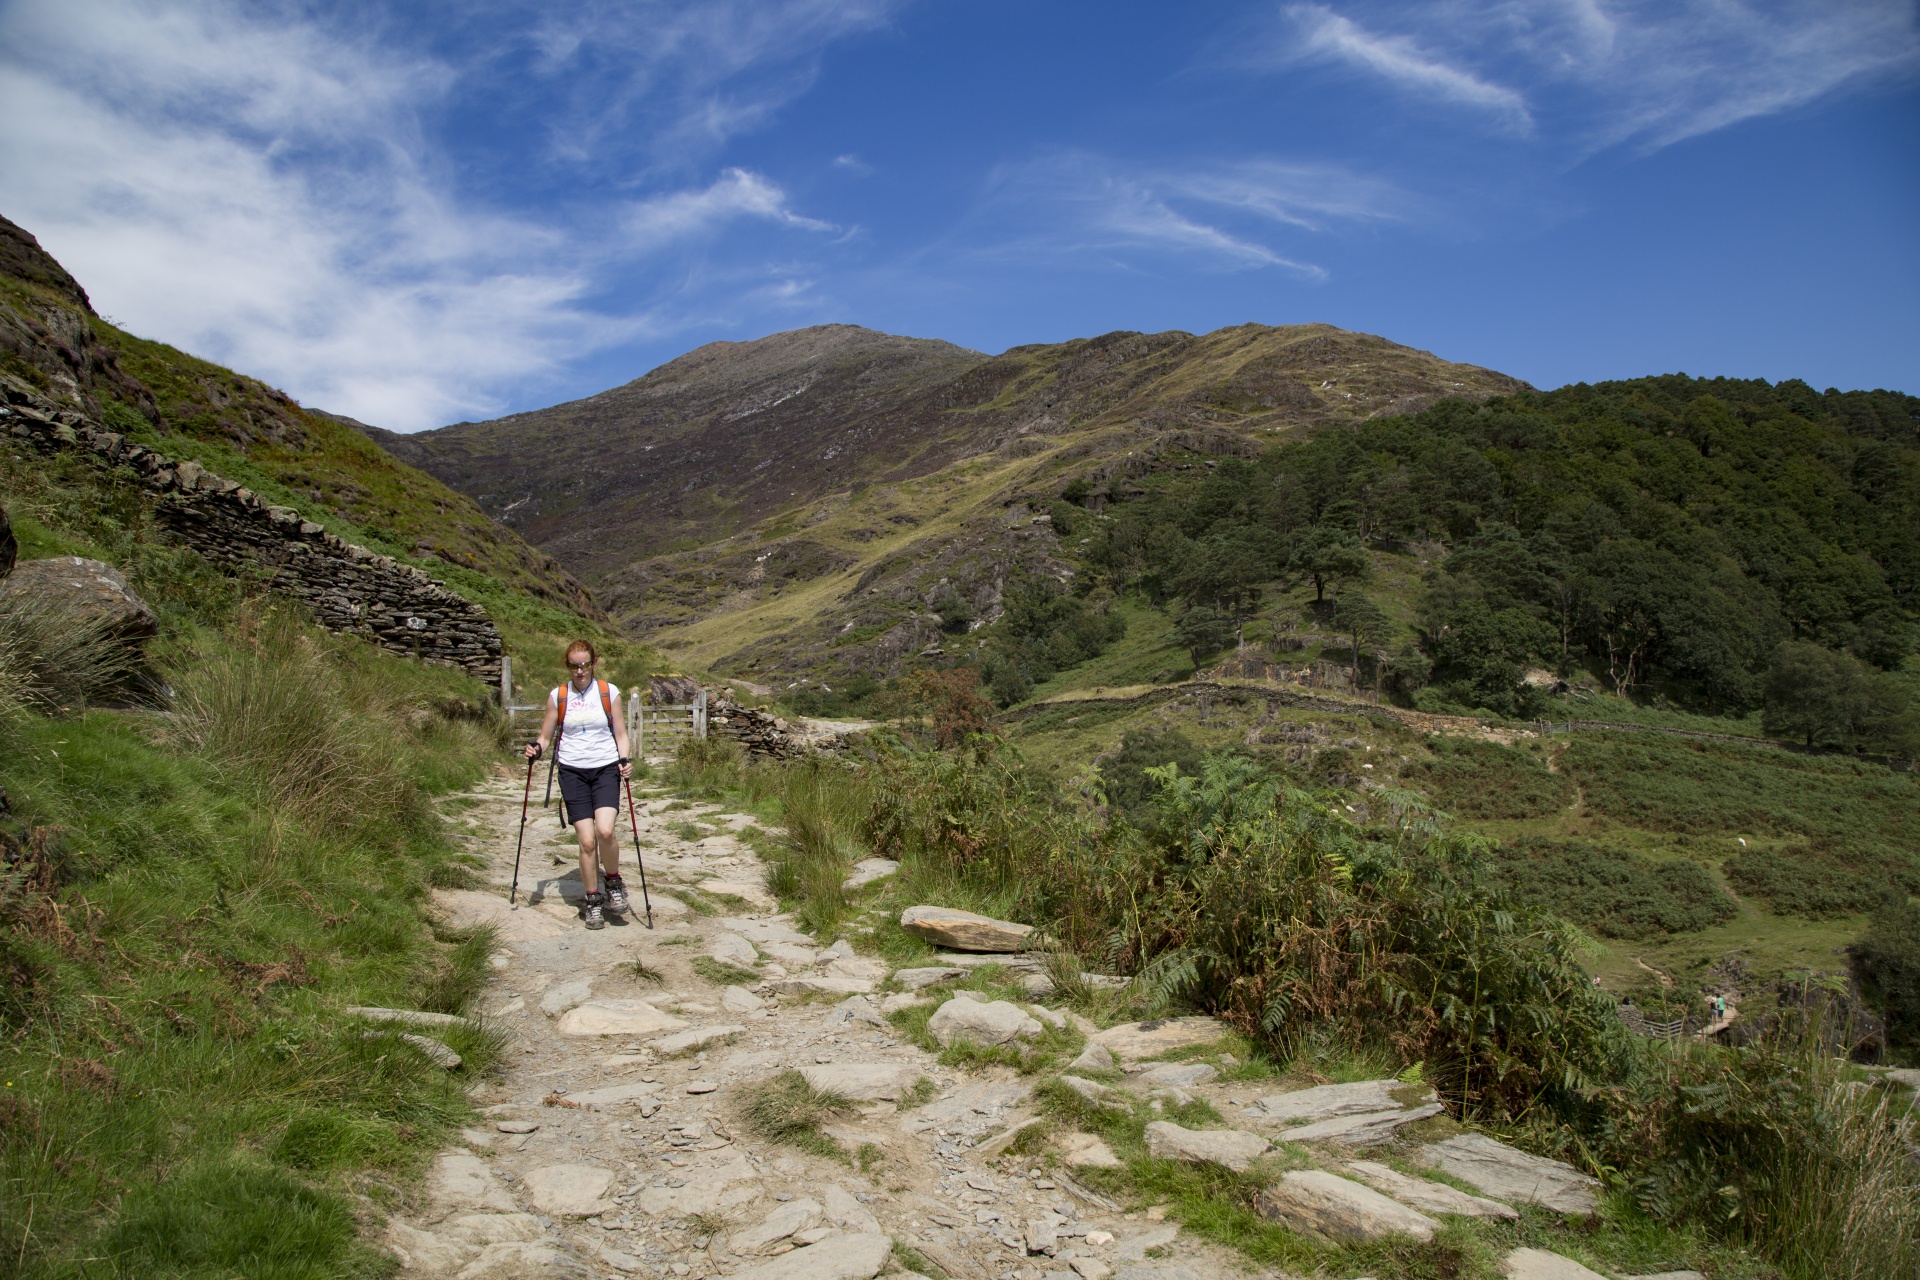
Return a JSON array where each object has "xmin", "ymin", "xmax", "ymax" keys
[
  {"xmin": 598, "ymin": 679, "xmax": 617, "ymax": 733},
  {"xmin": 554, "ymin": 684, "xmax": 568, "ymax": 751}
]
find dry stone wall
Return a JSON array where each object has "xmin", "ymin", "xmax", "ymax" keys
[{"xmin": 0, "ymin": 375, "xmax": 503, "ymax": 685}]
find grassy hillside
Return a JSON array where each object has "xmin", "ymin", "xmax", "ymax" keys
[{"xmin": 0, "ymin": 433, "xmax": 512, "ymax": 1279}]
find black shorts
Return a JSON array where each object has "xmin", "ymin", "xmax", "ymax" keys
[{"xmin": 557, "ymin": 763, "xmax": 621, "ymax": 824}]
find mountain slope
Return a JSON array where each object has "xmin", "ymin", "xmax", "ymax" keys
[
  {"xmin": 385, "ymin": 320, "xmax": 1525, "ymax": 674},
  {"xmin": 0, "ymin": 213, "xmax": 600, "ymax": 626}
]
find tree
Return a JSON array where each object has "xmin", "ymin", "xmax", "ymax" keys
[
  {"xmin": 1852, "ymin": 897, "xmax": 1920, "ymax": 1053},
  {"xmin": 1287, "ymin": 526, "xmax": 1371, "ymax": 603},
  {"xmin": 1174, "ymin": 605, "xmax": 1232, "ymax": 670},
  {"xmin": 1331, "ymin": 592, "xmax": 1392, "ymax": 689},
  {"xmin": 1762, "ymin": 642, "xmax": 1872, "ymax": 747}
]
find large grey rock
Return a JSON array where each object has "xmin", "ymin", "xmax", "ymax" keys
[
  {"xmin": 727, "ymin": 1233, "xmax": 893, "ymax": 1280},
  {"xmin": 1419, "ymin": 1133, "xmax": 1601, "ymax": 1215},
  {"xmin": 927, "ymin": 997, "xmax": 1043, "ymax": 1046},
  {"xmin": 729, "ymin": 1197, "xmax": 825, "ymax": 1254},
  {"xmin": 900, "ymin": 906, "xmax": 1034, "ymax": 953},
  {"xmin": 1343, "ymin": 1161, "xmax": 1518, "ymax": 1219},
  {"xmin": 893, "ymin": 966, "xmax": 965, "ymax": 990},
  {"xmin": 521, "ymin": 1164, "xmax": 615, "ymax": 1216},
  {"xmin": 1144, "ymin": 1121, "xmax": 1270, "ymax": 1172},
  {"xmin": 1501, "ymin": 1248, "xmax": 1610, "ymax": 1280},
  {"xmin": 454, "ymin": 1241, "xmax": 591, "ymax": 1280},
  {"xmin": 712, "ymin": 932, "xmax": 761, "ymax": 967},
  {"xmin": 823, "ymin": 994, "xmax": 888, "ymax": 1026},
  {"xmin": 1280, "ymin": 1102, "xmax": 1444, "ymax": 1146},
  {"xmin": 427, "ymin": 1150, "xmax": 517, "ymax": 1214},
  {"xmin": 799, "ymin": 1062, "xmax": 922, "ymax": 1101},
  {"xmin": 1068, "ymin": 1041, "xmax": 1115, "ymax": 1073},
  {"xmin": 843, "ymin": 858, "xmax": 900, "ymax": 889},
  {"xmin": 555, "ymin": 1000, "xmax": 688, "ymax": 1037},
  {"xmin": 1249, "ymin": 1079, "xmax": 1406, "ymax": 1123},
  {"xmin": 540, "ymin": 975, "xmax": 595, "ymax": 1018},
  {"xmin": 1092, "ymin": 1017, "xmax": 1228, "ymax": 1062},
  {"xmin": 821, "ymin": 1184, "xmax": 882, "ymax": 1234},
  {"xmin": 1254, "ymin": 1170, "xmax": 1439, "ymax": 1243},
  {"xmin": 0, "ymin": 556, "xmax": 156, "ymax": 645},
  {"xmin": 1059, "ymin": 1075, "xmax": 1127, "ymax": 1111},
  {"xmin": 723, "ymin": 985, "xmax": 766, "ymax": 1013}
]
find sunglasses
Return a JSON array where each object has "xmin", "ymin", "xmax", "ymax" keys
[{"xmin": 568, "ymin": 660, "xmax": 594, "ymax": 670}]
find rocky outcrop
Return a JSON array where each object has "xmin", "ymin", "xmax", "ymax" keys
[
  {"xmin": 1142, "ymin": 1122, "xmax": 1271, "ymax": 1172},
  {"xmin": 1253, "ymin": 1170, "xmax": 1439, "ymax": 1243},
  {"xmin": 925, "ymin": 995, "xmax": 1044, "ymax": 1046},
  {"xmin": 1418, "ymin": 1133, "xmax": 1601, "ymax": 1215},
  {"xmin": 708, "ymin": 691, "xmax": 800, "ymax": 757},
  {"xmin": 0, "ymin": 557, "xmax": 156, "ymax": 645},
  {"xmin": 0, "ymin": 375, "xmax": 504, "ymax": 684}
]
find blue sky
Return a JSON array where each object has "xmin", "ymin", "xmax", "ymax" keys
[{"xmin": 1, "ymin": 1, "xmax": 1915, "ymax": 431}]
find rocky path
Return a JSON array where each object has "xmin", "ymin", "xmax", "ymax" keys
[
  {"xmin": 384, "ymin": 771, "xmax": 1244, "ymax": 1280},
  {"xmin": 380, "ymin": 769, "xmax": 1695, "ymax": 1280}
]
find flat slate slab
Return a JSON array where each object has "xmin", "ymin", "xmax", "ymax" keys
[
  {"xmin": 1343, "ymin": 1160, "xmax": 1518, "ymax": 1219},
  {"xmin": 900, "ymin": 906, "xmax": 1034, "ymax": 953},
  {"xmin": 1420, "ymin": 1133, "xmax": 1601, "ymax": 1215},
  {"xmin": 1091, "ymin": 1017, "xmax": 1229, "ymax": 1062},
  {"xmin": 1143, "ymin": 1121, "xmax": 1271, "ymax": 1172},
  {"xmin": 799, "ymin": 1062, "xmax": 923, "ymax": 1101},
  {"xmin": 1254, "ymin": 1169, "xmax": 1439, "ymax": 1243},
  {"xmin": 554, "ymin": 1000, "xmax": 689, "ymax": 1038},
  {"xmin": 1280, "ymin": 1102, "xmax": 1444, "ymax": 1146},
  {"xmin": 562, "ymin": 1081, "xmax": 660, "ymax": 1109},
  {"xmin": 728, "ymin": 1232, "xmax": 894, "ymax": 1280},
  {"xmin": 1248, "ymin": 1078, "xmax": 1405, "ymax": 1123},
  {"xmin": 927, "ymin": 997, "xmax": 1043, "ymax": 1046},
  {"xmin": 1502, "ymin": 1247, "xmax": 1610, "ymax": 1280},
  {"xmin": 521, "ymin": 1164, "xmax": 615, "ymax": 1217},
  {"xmin": 893, "ymin": 966, "xmax": 966, "ymax": 990},
  {"xmin": 843, "ymin": 858, "xmax": 900, "ymax": 890}
]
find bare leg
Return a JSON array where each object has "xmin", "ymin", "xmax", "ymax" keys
[
  {"xmin": 575, "ymin": 818, "xmax": 601, "ymax": 896},
  {"xmin": 594, "ymin": 806, "xmax": 620, "ymax": 881}
]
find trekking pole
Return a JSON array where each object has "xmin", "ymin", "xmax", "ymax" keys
[
  {"xmin": 509, "ymin": 751, "xmax": 535, "ymax": 905},
  {"xmin": 621, "ymin": 772, "xmax": 655, "ymax": 929}
]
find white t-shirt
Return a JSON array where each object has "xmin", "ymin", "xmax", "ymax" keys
[{"xmin": 550, "ymin": 679, "xmax": 622, "ymax": 768}]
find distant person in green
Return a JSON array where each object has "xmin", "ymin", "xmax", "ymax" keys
[{"xmin": 524, "ymin": 640, "xmax": 633, "ymax": 930}]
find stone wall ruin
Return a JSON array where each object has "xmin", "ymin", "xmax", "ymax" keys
[{"xmin": 0, "ymin": 374, "xmax": 503, "ymax": 685}]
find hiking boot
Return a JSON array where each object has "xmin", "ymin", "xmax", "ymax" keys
[
  {"xmin": 582, "ymin": 891, "xmax": 606, "ymax": 930},
  {"xmin": 603, "ymin": 874, "xmax": 630, "ymax": 916}
]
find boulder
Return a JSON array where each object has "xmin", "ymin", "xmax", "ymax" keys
[
  {"xmin": 927, "ymin": 997, "xmax": 1044, "ymax": 1046},
  {"xmin": 521, "ymin": 1164, "xmax": 615, "ymax": 1217},
  {"xmin": 729, "ymin": 1197, "xmax": 825, "ymax": 1254},
  {"xmin": 1254, "ymin": 1170, "xmax": 1439, "ymax": 1243},
  {"xmin": 1068, "ymin": 1041, "xmax": 1116, "ymax": 1073},
  {"xmin": 1280, "ymin": 1103, "xmax": 1444, "ymax": 1146},
  {"xmin": 727, "ymin": 1233, "xmax": 893, "ymax": 1280},
  {"xmin": 900, "ymin": 906, "xmax": 1034, "ymax": 953},
  {"xmin": 1342, "ymin": 1161, "xmax": 1518, "ymax": 1219},
  {"xmin": 427, "ymin": 1150, "xmax": 517, "ymax": 1214},
  {"xmin": 1419, "ymin": 1133, "xmax": 1600, "ymax": 1215},
  {"xmin": 0, "ymin": 556, "xmax": 156, "ymax": 645},
  {"xmin": 893, "ymin": 966, "xmax": 966, "ymax": 990},
  {"xmin": 1092, "ymin": 1017, "xmax": 1228, "ymax": 1062},
  {"xmin": 799, "ymin": 1062, "xmax": 923, "ymax": 1101},
  {"xmin": 712, "ymin": 933, "xmax": 761, "ymax": 967},
  {"xmin": 1058, "ymin": 1132, "xmax": 1123, "ymax": 1168},
  {"xmin": 843, "ymin": 858, "xmax": 900, "ymax": 890},
  {"xmin": 1248, "ymin": 1079, "xmax": 1406, "ymax": 1123},
  {"xmin": 723, "ymin": 985, "xmax": 766, "ymax": 1013},
  {"xmin": 554, "ymin": 1000, "xmax": 688, "ymax": 1038},
  {"xmin": 1143, "ymin": 1121, "xmax": 1271, "ymax": 1172},
  {"xmin": 651, "ymin": 1025, "xmax": 745, "ymax": 1055},
  {"xmin": 1501, "ymin": 1248, "xmax": 1610, "ymax": 1280}
]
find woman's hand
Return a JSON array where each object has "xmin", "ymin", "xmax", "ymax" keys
[
  {"xmin": 524, "ymin": 740, "xmax": 544, "ymax": 761},
  {"xmin": 617, "ymin": 757, "xmax": 633, "ymax": 780}
]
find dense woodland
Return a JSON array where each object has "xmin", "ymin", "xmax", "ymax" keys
[{"xmin": 1051, "ymin": 375, "xmax": 1920, "ymax": 745}]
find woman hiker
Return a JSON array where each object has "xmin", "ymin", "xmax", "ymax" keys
[{"xmin": 524, "ymin": 641, "xmax": 634, "ymax": 930}]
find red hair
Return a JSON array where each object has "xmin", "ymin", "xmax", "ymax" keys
[{"xmin": 564, "ymin": 639, "xmax": 597, "ymax": 665}]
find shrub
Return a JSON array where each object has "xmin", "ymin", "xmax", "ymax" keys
[
  {"xmin": 1487, "ymin": 838, "xmax": 1737, "ymax": 938},
  {"xmin": 1851, "ymin": 897, "xmax": 1920, "ymax": 1054},
  {"xmin": 1723, "ymin": 848, "xmax": 1896, "ymax": 919},
  {"xmin": 1403, "ymin": 737, "xmax": 1574, "ymax": 819}
]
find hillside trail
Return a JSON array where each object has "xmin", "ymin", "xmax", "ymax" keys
[{"xmin": 384, "ymin": 767, "xmax": 1245, "ymax": 1280}]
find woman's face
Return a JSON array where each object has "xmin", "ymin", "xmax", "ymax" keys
[{"xmin": 568, "ymin": 654, "xmax": 593, "ymax": 686}]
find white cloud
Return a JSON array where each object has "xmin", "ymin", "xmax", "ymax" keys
[
  {"xmin": 970, "ymin": 152, "xmax": 1402, "ymax": 278},
  {"xmin": 625, "ymin": 169, "xmax": 836, "ymax": 243},
  {"xmin": 1262, "ymin": 1, "xmax": 1920, "ymax": 152},
  {"xmin": 0, "ymin": 0, "xmax": 880, "ymax": 429},
  {"xmin": 1286, "ymin": 4, "xmax": 1533, "ymax": 129}
]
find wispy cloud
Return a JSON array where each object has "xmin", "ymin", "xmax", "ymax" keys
[
  {"xmin": 0, "ymin": 0, "xmax": 884, "ymax": 429},
  {"xmin": 1258, "ymin": 1, "xmax": 1920, "ymax": 152},
  {"xmin": 1285, "ymin": 4, "xmax": 1533, "ymax": 130},
  {"xmin": 968, "ymin": 152, "xmax": 1403, "ymax": 279}
]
